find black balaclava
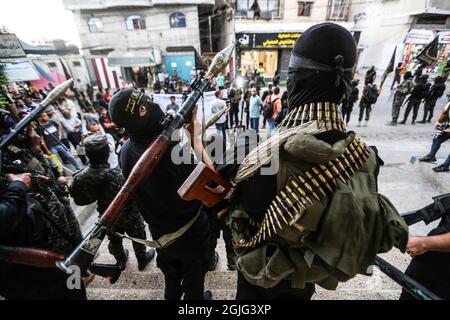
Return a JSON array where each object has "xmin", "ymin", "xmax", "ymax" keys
[
  {"xmin": 109, "ymin": 89, "xmax": 164, "ymax": 144},
  {"xmin": 84, "ymin": 134, "xmax": 110, "ymax": 165},
  {"xmin": 287, "ymin": 23, "xmax": 356, "ymax": 108}
]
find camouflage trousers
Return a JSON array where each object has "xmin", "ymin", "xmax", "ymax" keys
[
  {"xmin": 391, "ymin": 93, "xmax": 406, "ymax": 123},
  {"xmin": 106, "ymin": 209, "xmax": 148, "ymax": 261}
]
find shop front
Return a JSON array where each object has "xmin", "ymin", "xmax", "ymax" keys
[
  {"xmin": 236, "ymin": 32, "xmax": 301, "ymax": 81},
  {"xmin": 107, "ymin": 49, "xmax": 161, "ymax": 88}
]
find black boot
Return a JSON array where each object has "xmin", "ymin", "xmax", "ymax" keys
[
  {"xmin": 399, "ymin": 120, "xmax": 406, "ymax": 124},
  {"xmin": 137, "ymin": 249, "xmax": 156, "ymax": 271},
  {"xmin": 115, "ymin": 248, "xmax": 129, "ymax": 271},
  {"xmin": 203, "ymin": 290, "xmax": 213, "ymax": 300},
  {"xmin": 433, "ymin": 165, "xmax": 450, "ymax": 172}
]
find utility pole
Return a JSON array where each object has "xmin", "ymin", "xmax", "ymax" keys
[{"xmin": 208, "ymin": 15, "xmax": 213, "ymax": 52}]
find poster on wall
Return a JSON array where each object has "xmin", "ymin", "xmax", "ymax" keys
[
  {"xmin": 405, "ymin": 29, "xmax": 436, "ymax": 44},
  {"xmin": 1, "ymin": 58, "xmax": 39, "ymax": 82},
  {"xmin": 236, "ymin": 33, "xmax": 302, "ymax": 49},
  {"xmin": 439, "ymin": 31, "xmax": 450, "ymax": 44},
  {"xmin": 0, "ymin": 34, "xmax": 26, "ymax": 58}
]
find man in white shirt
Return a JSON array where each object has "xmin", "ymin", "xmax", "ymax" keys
[{"xmin": 211, "ymin": 90, "xmax": 227, "ymax": 151}]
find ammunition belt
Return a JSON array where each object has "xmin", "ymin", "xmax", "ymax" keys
[
  {"xmin": 234, "ymin": 136, "xmax": 371, "ymax": 248},
  {"xmin": 278, "ymin": 102, "xmax": 345, "ymax": 132}
]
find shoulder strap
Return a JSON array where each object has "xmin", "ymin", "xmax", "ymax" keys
[{"xmin": 107, "ymin": 208, "xmax": 202, "ymax": 249}]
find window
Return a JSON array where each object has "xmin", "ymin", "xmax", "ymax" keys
[
  {"xmin": 327, "ymin": 0, "xmax": 349, "ymax": 21},
  {"xmin": 72, "ymin": 61, "xmax": 82, "ymax": 67},
  {"xmin": 47, "ymin": 62, "xmax": 57, "ymax": 69},
  {"xmin": 88, "ymin": 17, "xmax": 103, "ymax": 32},
  {"xmin": 169, "ymin": 12, "xmax": 186, "ymax": 28},
  {"xmin": 298, "ymin": 1, "xmax": 313, "ymax": 16},
  {"xmin": 126, "ymin": 15, "xmax": 146, "ymax": 30},
  {"xmin": 236, "ymin": 0, "xmax": 280, "ymax": 19}
]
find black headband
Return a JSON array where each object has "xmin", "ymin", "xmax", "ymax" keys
[{"xmin": 288, "ymin": 52, "xmax": 353, "ymax": 88}]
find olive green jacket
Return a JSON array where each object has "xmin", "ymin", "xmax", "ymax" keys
[{"xmin": 228, "ymin": 131, "xmax": 408, "ymax": 290}]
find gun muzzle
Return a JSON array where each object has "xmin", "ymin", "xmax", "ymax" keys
[{"xmin": 56, "ymin": 223, "xmax": 107, "ymax": 274}]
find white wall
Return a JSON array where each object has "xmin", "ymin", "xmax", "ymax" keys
[{"xmin": 73, "ymin": 5, "xmax": 201, "ymax": 57}]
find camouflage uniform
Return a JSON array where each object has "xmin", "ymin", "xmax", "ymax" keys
[
  {"xmin": 2, "ymin": 145, "xmax": 82, "ymax": 255},
  {"xmin": 391, "ymin": 79, "xmax": 414, "ymax": 123},
  {"xmin": 70, "ymin": 165, "xmax": 148, "ymax": 261}
]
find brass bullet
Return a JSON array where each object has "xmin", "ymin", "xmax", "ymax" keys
[
  {"xmin": 272, "ymin": 202, "xmax": 288, "ymax": 225},
  {"xmin": 324, "ymin": 162, "xmax": 345, "ymax": 184},
  {"xmin": 318, "ymin": 164, "xmax": 337, "ymax": 186},
  {"xmin": 317, "ymin": 103, "xmax": 323, "ymax": 128},
  {"xmin": 280, "ymin": 191, "xmax": 300, "ymax": 216},
  {"xmin": 267, "ymin": 209, "xmax": 278, "ymax": 235},
  {"xmin": 334, "ymin": 158, "xmax": 352, "ymax": 179},
  {"xmin": 299, "ymin": 175, "xmax": 321, "ymax": 201},
  {"xmin": 270, "ymin": 206, "xmax": 283, "ymax": 230},
  {"xmin": 286, "ymin": 185, "xmax": 309, "ymax": 209},
  {"xmin": 304, "ymin": 104, "xmax": 311, "ymax": 122},
  {"xmin": 305, "ymin": 171, "xmax": 327, "ymax": 197},
  {"xmin": 312, "ymin": 167, "xmax": 334, "ymax": 193},
  {"xmin": 293, "ymin": 106, "xmax": 303, "ymax": 126},
  {"xmin": 309, "ymin": 103, "xmax": 315, "ymax": 121},
  {"xmin": 275, "ymin": 196, "xmax": 294, "ymax": 220},
  {"xmin": 290, "ymin": 179, "xmax": 314, "ymax": 205},
  {"xmin": 339, "ymin": 154, "xmax": 355, "ymax": 175}
]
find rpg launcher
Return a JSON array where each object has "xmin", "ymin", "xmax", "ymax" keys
[
  {"xmin": 0, "ymin": 245, "xmax": 122, "ymax": 283},
  {"xmin": 0, "ymin": 79, "xmax": 73, "ymax": 150},
  {"xmin": 56, "ymin": 41, "xmax": 238, "ymax": 276}
]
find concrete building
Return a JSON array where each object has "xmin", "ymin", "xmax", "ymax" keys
[
  {"xmin": 350, "ymin": 0, "xmax": 450, "ymax": 72},
  {"xmin": 217, "ymin": 0, "xmax": 355, "ymax": 80},
  {"xmin": 62, "ymin": 0, "xmax": 215, "ymax": 87},
  {"xmin": 0, "ymin": 33, "xmax": 90, "ymax": 91},
  {"xmin": 217, "ymin": 0, "xmax": 450, "ymax": 80}
]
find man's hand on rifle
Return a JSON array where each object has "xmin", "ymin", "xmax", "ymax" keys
[{"xmin": 185, "ymin": 105, "xmax": 214, "ymax": 169}]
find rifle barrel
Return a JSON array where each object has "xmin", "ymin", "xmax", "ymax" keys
[{"xmin": 374, "ymin": 256, "xmax": 441, "ymax": 300}]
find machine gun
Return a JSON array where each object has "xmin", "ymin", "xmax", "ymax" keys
[{"xmin": 56, "ymin": 41, "xmax": 238, "ymax": 276}]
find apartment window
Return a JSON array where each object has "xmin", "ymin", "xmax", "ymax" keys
[
  {"xmin": 169, "ymin": 12, "xmax": 186, "ymax": 28},
  {"xmin": 298, "ymin": 1, "xmax": 313, "ymax": 16},
  {"xmin": 327, "ymin": 0, "xmax": 349, "ymax": 21},
  {"xmin": 126, "ymin": 15, "xmax": 146, "ymax": 30},
  {"xmin": 72, "ymin": 61, "xmax": 82, "ymax": 67},
  {"xmin": 236, "ymin": 0, "xmax": 281, "ymax": 19},
  {"xmin": 47, "ymin": 62, "xmax": 57, "ymax": 69},
  {"xmin": 88, "ymin": 17, "xmax": 103, "ymax": 32}
]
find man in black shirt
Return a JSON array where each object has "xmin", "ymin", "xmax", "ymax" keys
[
  {"xmin": 109, "ymin": 89, "xmax": 213, "ymax": 300},
  {"xmin": 37, "ymin": 112, "xmax": 80, "ymax": 170},
  {"xmin": 399, "ymin": 214, "xmax": 450, "ymax": 300}
]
